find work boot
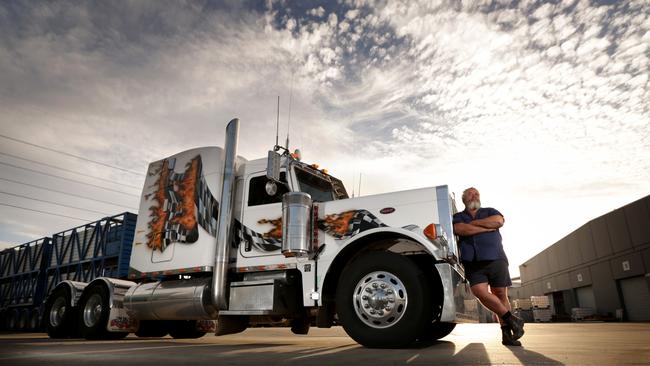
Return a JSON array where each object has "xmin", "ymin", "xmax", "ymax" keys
[
  {"xmin": 501, "ymin": 326, "xmax": 522, "ymax": 346},
  {"xmin": 504, "ymin": 314, "xmax": 525, "ymax": 340}
]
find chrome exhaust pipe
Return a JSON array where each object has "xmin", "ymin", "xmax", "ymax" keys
[{"xmin": 212, "ymin": 118, "xmax": 239, "ymax": 310}]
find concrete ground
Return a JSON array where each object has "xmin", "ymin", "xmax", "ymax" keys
[{"xmin": 0, "ymin": 323, "xmax": 649, "ymax": 366}]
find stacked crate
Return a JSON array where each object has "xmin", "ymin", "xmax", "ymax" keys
[
  {"xmin": 571, "ymin": 307, "xmax": 595, "ymax": 321},
  {"xmin": 531, "ymin": 295, "xmax": 552, "ymax": 322},
  {"xmin": 512, "ymin": 298, "xmax": 534, "ymax": 322}
]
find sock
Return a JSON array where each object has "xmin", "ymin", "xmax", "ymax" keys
[{"xmin": 501, "ymin": 311, "xmax": 512, "ymax": 320}]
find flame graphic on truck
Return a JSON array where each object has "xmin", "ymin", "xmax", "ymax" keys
[
  {"xmin": 145, "ymin": 155, "xmax": 219, "ymax": 252},
  {"xmin": 237, "ymin": 209, "xmax": 388, "ymax": 252}
]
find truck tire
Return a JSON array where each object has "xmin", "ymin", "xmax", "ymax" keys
[
  {"xmin": 18, "ymin": 309, "xmax": 30, "ymax": 331},
  {"xmin": 78, "ymin": 284, "xmax": 128, "ymax": 340},
  {"xmin": 168, "ymin": 320, "xmax": 206, "ymax": 339},
  {"xmin": 336, "ymin": 251, "xmax": 433, "ymax": 348},
  {"xmin": 135, "ymin": 320, "xmax": 168, "ymax": 337},
  {"xmin": 7, "ymin": 308, "xmax": 19, "ymax": 330},
  {"xmin": 0, "ymin": 309, "xmax": 5, "ymax": 330},
  {"xmin": 418, "ymin": 322, "xmax": 456, "ymax": 342},
  {"xmin": 44, "ymin": 287, "xmax": 77, "ymax": 338},
  {"xmin": 30, "ymin": 309, "xmax": 42, "ymax": 331}
]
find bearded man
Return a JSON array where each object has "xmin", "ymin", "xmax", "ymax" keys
[{"xmin": 452, "ymin": 187, "xmax": 524, "ymax": 346}]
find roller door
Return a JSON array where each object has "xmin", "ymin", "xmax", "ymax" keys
[
  {"xmin": 619, "ymin": 276, "xmax": 650, "ymax": 321},
  {"xmin": 576, "ymin": 286, "xmax": 596, "ymax": 310}
]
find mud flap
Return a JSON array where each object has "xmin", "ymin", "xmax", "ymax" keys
[{"xmin": 107, "ymin": 306, "xmax": 138, "ymax": 333}]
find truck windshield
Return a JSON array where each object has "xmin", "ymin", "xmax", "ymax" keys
[{"xmin": 294, "ymin": 167, "xmax": 335, "ymax": 202}]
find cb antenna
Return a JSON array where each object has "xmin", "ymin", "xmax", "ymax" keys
[
  {"xmin": 275, "ymin": 96, "xmax": 280, "ymax": 150},
  {"xmin": 286, "ymin": 72, "xmax": 294, "ymax": 152}
]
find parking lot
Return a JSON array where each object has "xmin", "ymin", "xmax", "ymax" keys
[{"xmin": 1, "ymin": 323, "xmax": 649, "ymax": 365}]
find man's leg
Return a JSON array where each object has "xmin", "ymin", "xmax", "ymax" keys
[
  {"xmin": 470, "ymin": 283, "xmax": 509, "ymax": 317},
  {"xmin": 491, "ymin": 287, "xmax": 522, "ymax": 346},
  {"xmin": 490, "ymin": 287, "xmax": 511, "ymax": 323}
]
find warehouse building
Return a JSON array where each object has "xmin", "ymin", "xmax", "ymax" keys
[{"xmin": 509, "ymin": 195, "xmax": 650, "ymax": 321}]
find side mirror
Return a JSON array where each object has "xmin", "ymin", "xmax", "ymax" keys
[{"xmin": 266, "ymin": 150, "xmax": 281, "ymax": 182}]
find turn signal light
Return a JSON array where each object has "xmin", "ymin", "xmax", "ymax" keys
[{"xmin": 423, "ymin": 223, "xmax": 437, "ymax": 241}]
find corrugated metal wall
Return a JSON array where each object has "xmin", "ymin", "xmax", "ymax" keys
[{"xmin": 516, "ymin": 195, "xmax": 650, "ymax": 320}]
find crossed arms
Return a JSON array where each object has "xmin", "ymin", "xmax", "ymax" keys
[{"xmin": 453, "ymin": 215, "xmax": 504, "ymax": 236}]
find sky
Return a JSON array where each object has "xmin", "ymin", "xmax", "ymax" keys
[{"xmin": 0, "ymin": 0, "xmax": 648, "ymax": 277}]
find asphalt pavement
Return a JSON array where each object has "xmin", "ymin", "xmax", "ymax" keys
[{"xmin": 1, "ymin": 323, "xmax": 648, "ymax": 365}]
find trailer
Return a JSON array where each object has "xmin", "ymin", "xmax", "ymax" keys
[
  {"xmin": 0, "ymin": 213, "xmax": 136, "ymax": 331},
  {"xmin": 3, "ymin": 118, "xmax": 479, "ymax": 347}
]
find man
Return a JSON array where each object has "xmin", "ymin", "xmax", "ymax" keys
[{"xmin": 453, "ymin": 187, "xmax": 524, "ymax": 346}]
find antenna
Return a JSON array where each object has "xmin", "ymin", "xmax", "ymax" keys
[
  {"xmin": 275, "ymin": 96, "xmax": 280, "ymax": 149},
  {"xmin": 286, "ymin": 73, "xmax": 294, "ymax": 151},
  {"xmin": 358, "ymin": 173, "xmax": 362, "ymax": 197},
  {"xmin": 352, "ymin": 173, "xmax": 356, "ymax": 198}
]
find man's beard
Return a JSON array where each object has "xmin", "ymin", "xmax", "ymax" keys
[{"xmin": 467, "ymin": 200, "xmax": 481, "ymax": 210}]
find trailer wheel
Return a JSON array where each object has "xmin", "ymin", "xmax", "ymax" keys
[
  {"xmin": 135, "ymin": 320, "xmax": 169, "ymax": 338},
  {"xmin": 336, "ymin": 251, "xmax": 433, "ymax": 348},
  {"xmin": 78, "ymin": 284, "xmax": 128, "ymax": 340},
  {"xmin": 18, "ymin": 309, "xmax": 30, "ymax": 331},
  {"xmin": 418, "ymin": 322, "xmax": 456, "ymax": 342},
  {"xmin": 168, "ymin": 320, "xmax": 206, "ymax": 339},
  {"xmin": 30, "ymin": 309, "xmax": 42, "ymax": 331},
  {"xmin": 0, "ymin": 309, "xmax": 5, "ymax": 330},
  {"xmin": 7, "ymin": 308, "xmax": 20, "ymax": 330},
  {"xmin": 44, "ymin": 287, "xmax": 76, "ymax": 338}
]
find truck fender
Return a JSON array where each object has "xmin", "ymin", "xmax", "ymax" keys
[
  {"xmin": 49, "ymin": 280, "xmax": 88, "ymax": 307},
  {"xmin": 317, "ymin": 227, "xmax": 447, "ymax": 327},
  {"xmin": 339, "ymin": 226, "xmax": 444, "ymax": 261},
  {"xmin": 85, "ymin": 277, "xmax": 137, "ymax": 309}
]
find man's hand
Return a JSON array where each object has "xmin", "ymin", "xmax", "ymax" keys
[
  {"xmin": 453, "ymin": 222, "xmax": 496, "ymax": 236},
  {"xmin": 471, "ymin": 215, "xmax": 504, "ymax": 229}
]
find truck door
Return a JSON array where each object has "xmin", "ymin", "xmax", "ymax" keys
[{"xmin": 238, "ymin": 171, "xmax": 289, "ymax": 258}]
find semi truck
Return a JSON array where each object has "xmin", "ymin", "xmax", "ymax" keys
[{"xmin": 1, "ymin": 118, "xmax": 479, "ymax": 347}]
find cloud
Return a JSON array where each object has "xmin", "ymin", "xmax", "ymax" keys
[{"xmin": 0, "ymin": 0, "xmax": 648, "ymax": 276}]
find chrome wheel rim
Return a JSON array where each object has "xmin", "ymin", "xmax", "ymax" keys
[
  {"xmin": 49, "ymin": 297, "xmax": 66, "ymax": 327},
  {"xmin": 83, "ymin": 293, "xmax": 103, "ymax": 328},
  {"xmin": 353, "ymin": 271, "xmax": 408, "ymax": 329}
]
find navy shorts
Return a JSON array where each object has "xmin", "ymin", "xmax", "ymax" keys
[{"xmin": 463, "ymin": 260, "xmax": 512, "ymax": 287}]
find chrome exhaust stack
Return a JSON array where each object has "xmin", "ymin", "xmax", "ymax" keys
[{"xmin": 212, "ymin": 118, "xmax": 239, "ymax": 310}]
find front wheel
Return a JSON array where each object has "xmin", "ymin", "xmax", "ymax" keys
[
  {"xmin": 336, "ymin": 251, "xmax": 433, "ymax": 348},
  {"xmin": 418, "ymin": 322, "xmax": 456, "ymax": 341}
]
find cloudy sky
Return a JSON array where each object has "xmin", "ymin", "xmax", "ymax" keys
[{"xmin": 0, "ymin": 0, "xmax": 648, "ymax": 277}]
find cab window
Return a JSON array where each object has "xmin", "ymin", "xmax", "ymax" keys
[
  {"xmin": 294, "ymin": 167, "xmax": 335, "ymax": 202},
  {"xmin": 247, "ymin": 172, "xmax": 289, "ymax": 206}
]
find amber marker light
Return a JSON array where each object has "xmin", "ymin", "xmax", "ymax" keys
[{"xmin": 423, "ymin": 223, "xmax": 437, "ymax": 241}]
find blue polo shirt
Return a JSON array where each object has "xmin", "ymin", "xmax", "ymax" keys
[{"xmin": 453, "ymin": 207, "xmax": 508, "ymax": 263}]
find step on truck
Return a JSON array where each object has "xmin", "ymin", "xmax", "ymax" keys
[{"xmin": 42, "ymin": 118, "xmax": 479, "ymax": 347}]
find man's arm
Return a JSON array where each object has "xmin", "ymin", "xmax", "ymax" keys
[
  {"xmin": 471, "ymin": 214, "xmax": 504, "ymax": 229},
  {"xmin": 453, "ymin": 222, "xmax": 495, "ymax": 236}
]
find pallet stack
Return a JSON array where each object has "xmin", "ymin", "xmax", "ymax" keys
[
  {"xmin": 531, "ymin": 296, "xmax": 552, "ymax": 322},
  {"xmin": 512, "ymin": 298, "xmax": 534, "ymax": 322},
  {"xmin": 571, "ymin": 307, "xmax": 595, "ymax": 321}
]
